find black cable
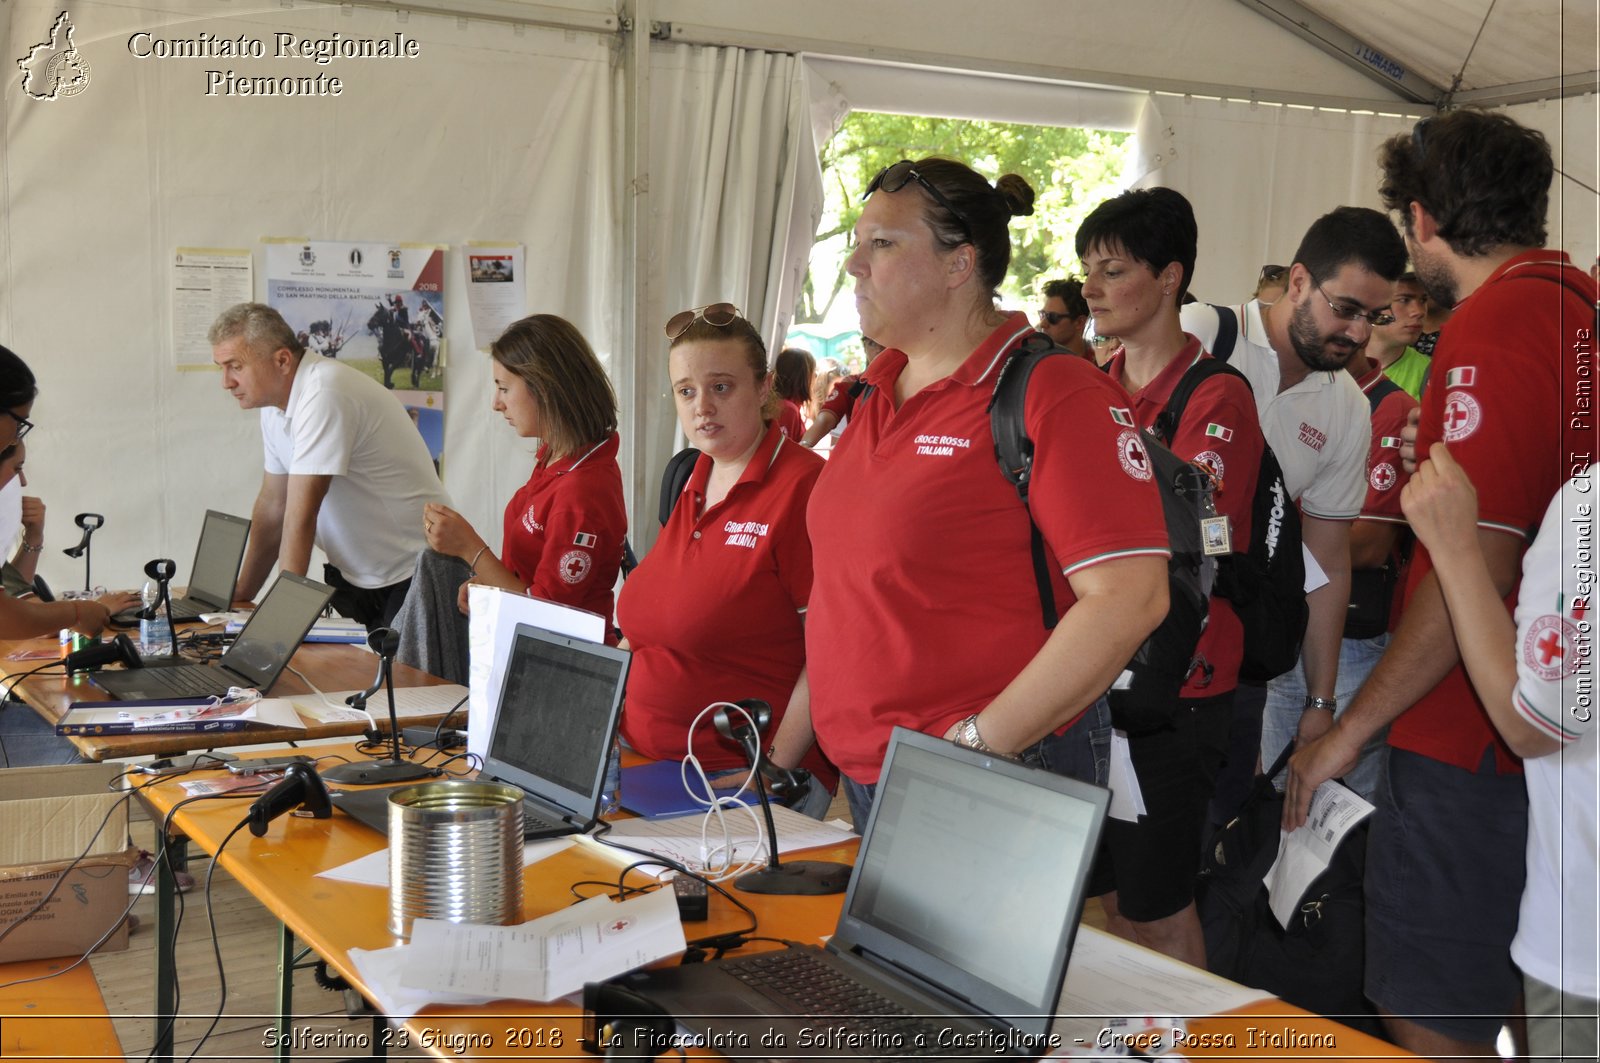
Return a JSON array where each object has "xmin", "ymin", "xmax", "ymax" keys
[
  {"xmin": 181, "ymin": 813, "xmax": 252, "ymax": 1063},
  {"xmin": 430, "ymin": 691, "xmax": 469, "ymax": 745},
  {"xmin": 583, "ymin": 833, "xmax": 762, "ymax": 952}
]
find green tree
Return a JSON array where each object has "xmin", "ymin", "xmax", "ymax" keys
[{"xmin": 796, "ymin": 112, "xmax": 1129, "ymax": 325}]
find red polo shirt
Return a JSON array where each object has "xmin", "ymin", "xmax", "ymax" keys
[
  {"xmin": 500, "ymin": 432, "xmax": 627, "ymax": 626},
  {"xmin": 1108, "ymin": 336, "xmax": 1264, "ymax": 696},
  {"xmin": 806, "ymin": 313, "xmax": 1170, "ymax": 784},
  {"xmin": 1354, "ymin": 364, "xmax": 1417, "ymax": 525},
  {"xmin": 776, "ymin": 400, "xmax": 806, "ymax": 442},
  {"xmin": 820, "ymin": 375, "xmax": 862, "ymax": 422},
  {"xmin": 616, "ymin": 422, "xmax": 834, "ymax": 783},
  {"xmin": 1388, "ymin": 252, "xmax": 1597, "ymax": 772}
]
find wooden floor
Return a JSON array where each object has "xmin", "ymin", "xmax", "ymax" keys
[{"xmin": 75, "ymin": 794, "xmax": 1107, "ymax": 1060}]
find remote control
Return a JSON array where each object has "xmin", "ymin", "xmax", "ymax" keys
[{"xmin": 671, "ymin": 874, "xmax": 709, "ymax": 921}]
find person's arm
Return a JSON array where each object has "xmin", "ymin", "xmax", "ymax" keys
[
  {"xmin": 423, "ymin": 502, "xmax": 515, "ymax": 587},
  {"xmin": 0, "ymin": 589, "xmax": 140, "ymax": 639},
  {"xmin": 1349, "ymin": 519, "xmax": 1401, "ymax": 570},
  {"xmin": 235, "ymin": 471, "xmax": 288, "ymax": 601},
  {"xmin": 279, "ymin": 473, "xmax": 332, "ymax": 578},
  {"xmin": 767, "ymin": 666, "xmax": 815, "ymax": 771},
  {"xmin": 10, "ymin": 495, "xmax": 45, "ymax": 584},
  {"xmin": 1294, "ymin": 515, "xmax": 1353, "ymax": 743},
  {"xmin": 799, "ymin": 411, "xmax": 839, "ymax": 448},
  {"xmin": 1284, "ymin": 521, "xmax": 1524, "ymax": 826},
  {"xmin": 1401, "ymin": 446, "xmax": 1559, "ymax": 758},
  {"xmin": 953, "ymin": 555, "xmax": 1168, "ymax": 752}
]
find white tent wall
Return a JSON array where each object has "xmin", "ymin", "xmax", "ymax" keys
[
  {"xmin": 1506, "ymin": 96, "xmax": 1600, "ymax": 272},
  {"xmin": 1, "ymin": 0, "xmax": 620, "ymax": 594}
]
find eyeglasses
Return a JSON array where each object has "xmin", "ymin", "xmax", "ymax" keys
[
  {"xmin": 1312, "ymin": 280, "xmax": 1389, "ymax": 326},
  {"xmin": 866, "ymin": 161, "xmax": 973, "ymax": 242},
  {"xmin": 0, "ymin": 444, "xmax": 16, "ymax": 467},
  {"xmin": 1039, "ymin": 309, "xmax": 1070, "ymax": 326},
  {"xmin": 2, "ymin": 409, "xmax": 33, "ymax": 443},
  {"xmin": 1258, "ymin": 264, "xmax": 1288, "ymax": 284},
  {"xmin": 664, "ymin": 303, "xmax": 741, "ymax": 340}
]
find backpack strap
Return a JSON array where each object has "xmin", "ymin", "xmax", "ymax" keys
[
  {"xmin": 657, "ymin": 446, "xmax": 700, "ymax": 527},
  {"xmin": 1363, "ymin": 374, "xmax": 1404, "ymax": 415},
  {"xmin": 991, "ymin": 334, "xmax": 1067, "ymax": 630},
  {"xmin": 1151, "ymin": 358, "xmax": 1253, "ymax": 447},
  {"xmin": 1209, "ymin": 304, "xmax": 1240, "ymax": 362}
]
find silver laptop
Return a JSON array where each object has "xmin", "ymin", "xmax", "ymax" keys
[
  {"xmin": 113, "ymin": 510, "xmax": 251, "ymax": 623},
  {"xmin": 621, "ymin": 727, "xmax": 1110, "ymax": 1060},
  {"xmin": 93, "ymin": 572, "xmax": 333, "ymax": 701},
  {"xmin": 333, "ymin": 623, "xmax": 631, "ymax": 840}
]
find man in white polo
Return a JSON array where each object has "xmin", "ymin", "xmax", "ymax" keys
[
  {"xmin": 1181, "ymin": 207, "xmax": 1406, "ymax": 815},
  {"xmin": 211, "ymin": 302, "xmax": 448, "ymax": 629}
]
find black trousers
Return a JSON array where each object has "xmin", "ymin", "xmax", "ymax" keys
[{"xmin": 322, "ymin": 563, "xmax": 412, "ymax": 633}]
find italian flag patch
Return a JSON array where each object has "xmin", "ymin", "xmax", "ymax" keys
[
  {"xmin": 1110, "ymin": 407, "xmax": 1135, "ymax": 427},
  {"xmin": 1379, "ymin": 436, "xmax": 1402, "ymax": 448},
  {"xmin": 1445, "ymin": 367, "xmax": 1477, "ymax": 387},
  {"xmin": 1205, "ymin": 423, "xmax": 1233, "ymax": 442}
]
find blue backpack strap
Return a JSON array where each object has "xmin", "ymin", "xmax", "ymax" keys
[{"xmin": 1209, "ymin": 304, "xmax": 1239, "ymax": 362}]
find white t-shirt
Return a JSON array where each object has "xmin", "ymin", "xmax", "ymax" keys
[
  {"xmin": 1510, "ymin": 476, "xmax": 1598, "ymax": 998},
  {"xmin": 0, "ymin": 477, "xmax": 22, "ymax": 554},
  {"xmin": 1181, "ymin": 300, "xmax": 1368, "ymax": 520},
  {"xmin": 260, "ymin": 355, "xmax": 448, "ymax": 589}
]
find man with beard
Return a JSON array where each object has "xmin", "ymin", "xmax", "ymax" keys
[
  {"xmin": 1182, "ymin": 207, "xmax": 1406, "ymax": 824},
  {"xmin": 1286, "ymin": 110, "xmax": 1596, "ymax": 1061}
]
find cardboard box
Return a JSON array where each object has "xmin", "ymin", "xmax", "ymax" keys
[
  {"xmin": 0, "ymin": 763, "xmax": 133, "ymax": 961},
  {"xmin": 0, "ymin": 848, "xmax": 136, "ymax": 962}
]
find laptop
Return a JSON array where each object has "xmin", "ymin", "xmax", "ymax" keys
[
  {"xmin": 112, "ymin": 510, "xmax": 251, "ymax": 624},
  {"xmin": 332, "ymin": 623, "xmax": 631, "ymax": 841},
  {"xmin": 93, "ymin": 572, "xmax": 334, "ymax": 701},
  {"xmin": 621, "ymin": 727, "xmax": 1110, "ymax": 1060}
]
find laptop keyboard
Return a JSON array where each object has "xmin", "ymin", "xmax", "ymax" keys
[
  {"xmin": 722, "ymin": 951, "xmax": 961, "ymax": 1056},
  {"xmin": 129, "ymin": 666, "xmax": 224, "ymax": 697}
]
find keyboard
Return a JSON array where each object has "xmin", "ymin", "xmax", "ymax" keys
[
  {"xmin": 125, "ymin": 665, "xmax": 226, "ymax": 697},
  {"xmin": 722, "ymin": 950, "xmax": 957, "ymax": 1055}
]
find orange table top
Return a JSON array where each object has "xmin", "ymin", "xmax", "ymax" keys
[{"xmin": 0, "ymin": 956, "xmax": 124, "ymax": 1061}]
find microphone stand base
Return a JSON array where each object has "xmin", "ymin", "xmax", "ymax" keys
[
  {"xmin": 320, "ymin": 759, "xmax": 439, "ymax": 786},
  {"xmin": 734, "ymin": 861, "xmax": 850, "ymax": 896}
]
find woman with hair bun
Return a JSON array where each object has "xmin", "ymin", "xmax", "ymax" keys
[{"xmin": 791, "ymin": 157, "xmax": 1171, "ymax": 829}]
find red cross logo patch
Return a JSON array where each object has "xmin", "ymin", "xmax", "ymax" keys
[
  {"xmin": 603, "ymin": 916, "xmax": 634, "ymax": 935},
  {"xmin": 1116, "ymin": 429, "xmax": 1153, "ymax": 482},
  {"xmin": 1522, "ymin": 614, "xmax": 1579, "ymax": 682},
  {"xmin": 1441, "ymin": 391, "xmax": 1482, "ymax": 443},
  {"xmin": 1370, "ymin": 461, "xmax": 1397, "ymax": 492},
  {"xmin": 558, "ymin": 549, "xmax": 592, "ymax": 585}
]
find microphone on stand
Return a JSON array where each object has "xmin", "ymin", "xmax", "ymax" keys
[
  {"xmin": 320, "ymin": 627, "xmax": 439, "ymax": 786},
  {"xmin": 714, "ymin": 699, "xmax": 849, "ymax": 896},
  {"xmin": 62, "ymin": 513, "xmax": 105, "ymax": 593}
]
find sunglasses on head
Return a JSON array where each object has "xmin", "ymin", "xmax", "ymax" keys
[
  {"xmin": 664, "ymin": 303, "xmax": 742, "ymax": 340},
  {"xmin": 865, "ymin": 161, "xmax": 973, "ymax": 242},
  {"xmin": 1258, "ymin": 264, "xmax": 1288, "ymax": 284},
  {"xmin": 1039, "ymin": 309, "xmax": 1071, "ymax": 326}
]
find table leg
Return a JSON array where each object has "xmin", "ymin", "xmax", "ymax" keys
[
  {"xmin": 153, "ymin": 831, "xmax": 183, "ymax": 1063},
  {"xmin": 276, "ymin": 921, "xmax": 295, "ymax": 1063}
]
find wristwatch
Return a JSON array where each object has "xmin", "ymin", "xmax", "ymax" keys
[
  {"xmin": 953, "ymin": 714, "xmax": 995, "ymax": 753},
  {"xmin": 1303, "ymin": 696, "xmax": 1337, "ymax": 713}
]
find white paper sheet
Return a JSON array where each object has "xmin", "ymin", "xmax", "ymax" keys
[
  {"xmin": 348, "ymin": 942, "xmax": 501, "ymax": 1019},
  {"xmin": 290, "ymin": 683, "xmax": 468, "ymax": 725},
  {"xmin": 1107, "ymin": 730, "xmax": 1148, "ymax": 823},
  {"xmin": 591, "ymin": 803, "xmax": 857, "ymax": 878},
  {"xmin": 398, "ymin": 889, "xmax": 686, "ymax": 1002},
  {"xmin": 466, "ymin": 587, "xmax": 607, "ymax": 759},
  {"xmin": 464, "ymin": 243, "xmax": 526, "ymax": 350},
  {"xmin": 1302, "ymin": 542, "xmax": 1330, "ymax": 594},
  {"xmin": 171, "ymin": 248, "xmax": 253, "ymax": 368},
  {"xmin": 1265, "ymin": 779, "xmax": 1373, "ymax": 927}
]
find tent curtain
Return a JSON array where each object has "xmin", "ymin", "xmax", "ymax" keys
[
  {"xmin": 630, "ymin": 42, "xmax": 821, "ymax": 555},
  {"xmin": 1132, "ymin": 94, "xmax": 1416, "ymax": 303}
]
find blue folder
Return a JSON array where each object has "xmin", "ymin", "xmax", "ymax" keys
[{"xmin": 618, "ymin": 760, "xmax": 756, "ymax": 819}]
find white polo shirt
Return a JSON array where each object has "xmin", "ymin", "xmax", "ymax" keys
[
  {"xmin": 260, "ymin": 355, "xmax": 449, "ymax": 588},
  {"xmin": 1181, "ymin": 300, "xmax": 1367, "ymax": 520}
]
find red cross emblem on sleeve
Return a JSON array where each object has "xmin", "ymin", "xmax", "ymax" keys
[{"xmin": 1522, "ymin": 615, "xmax": 1578, "ymax": 682}]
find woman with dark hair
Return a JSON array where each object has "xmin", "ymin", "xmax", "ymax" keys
[
  {"xmin": 794, "ymin": 158, "xmax": 1170, "ymax": 828},
  {"xmin": 395, "ymin": 316, "xmax": 626, "ymax": 678},
  {"xmin": 771, "ymin": 347, "xmax": 814, "ymax": 441},
  {"xmin": 615, "ymin": 306, "xmax": 835, "ymax": 817},
  {"xmin": 1084, "ymin": 186, "xmax": 1267, "ymax": 964}
]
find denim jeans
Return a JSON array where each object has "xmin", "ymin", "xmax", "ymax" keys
[
  {"xmin": 1261, "ymin": 632, "xmax": 1390, "ymax": 800},
  {"xmin": 0, "ymin": 700, "xmax": 85, "ymax": 766}
]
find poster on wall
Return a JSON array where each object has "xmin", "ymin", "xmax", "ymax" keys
[
  {"xmin": 171, "ymin": 248, "xmax": 253, "ymax": 368},
  {"xmin": 265, "ymin": 239, "xmax": 446, "ymax": 470},
  {"xmin": 465, "ymin": 242, "xmax": 526, "ymax": 351}
]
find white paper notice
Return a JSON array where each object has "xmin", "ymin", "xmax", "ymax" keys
[
  {"xmin": 172, "ymin": 248, "xmax": 253, "ymax": 367},
  {"xmin": 1265, "ymin": 779, "xmax": 1373, "ymax": 927},
  {"xmin": 465, "ymin": 243, "xmax": 526, "ymax": 350},
  {"xmin": 1106, "ymin": 730, "xmax": 1147, "ymax": 823},
  {"xmin": 1302, "ymin": 542, "xmax": 1330, "ymax": 594},
  {"xmin": 466, "ymin": 587, "xmax": 607, "ymax": 760},
  {"xmin": 593, "ymin": 802, "xmax": 856, "ymax": 877},
  {"xmin": 398, "ymin": 888, "xmax": 686, "ymax": 1002}
]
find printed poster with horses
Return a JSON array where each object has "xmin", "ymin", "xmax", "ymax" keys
[{"xmin": 265, "ymin": 239, "xmax": 446, "ymax": 469}]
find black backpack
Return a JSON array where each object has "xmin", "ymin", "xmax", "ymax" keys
[
  {"xmin": 1192, "ymin": 305, "xmax": 1310, "ymax": 681},
  {"xmin": 992, "ymin": 334, "xmax": 1215, "ymax": 734}
]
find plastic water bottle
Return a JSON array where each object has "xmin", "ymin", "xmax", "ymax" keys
[
  {"xmin": 139, "ymin": 580, "xmax": 172, "ymax": 658},
  {"xmin": 599, "ymin": 739, "xmax": 622, "ymax": 816}
]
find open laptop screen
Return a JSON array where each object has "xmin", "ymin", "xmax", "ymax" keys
[
  {"xmin": 840, "ymin": 732, "xmax": 1106, "ymax": 1019},
  {"xmin": 218, "ymin": 573, "xmax": 335, "ymax": 687},
  {"xmin": 186, "ymin": 511, "xmax": 251, "ymax": 608},
  {"xmin": 485, "ymin": 625, "xmax": 629, "ymax": 809}
]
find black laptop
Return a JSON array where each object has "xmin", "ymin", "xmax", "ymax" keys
[
  {"xmin": 332, "ymin": 623, "xmax": 631, "ymax": 841},
  {"xmin": 112, "ymin": 509, "xmax": 251, "ymax": 624},
  {"xmin": 621, "ymin": 727, "xmax": 1111, "ymax": 1060},
  {"xmin": 93, "ymin": 572, "xmax": 333, "ymax": 701}
]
